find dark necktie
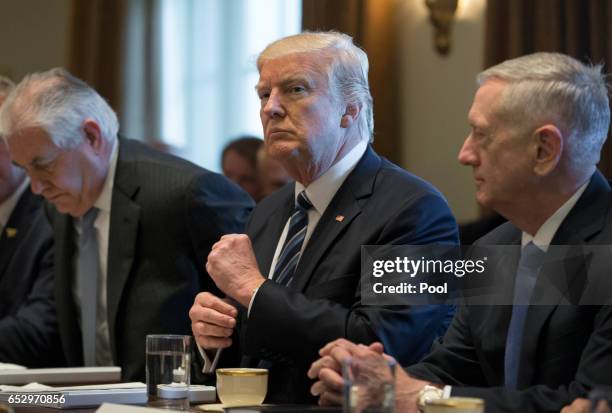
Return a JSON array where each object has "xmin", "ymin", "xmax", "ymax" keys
[
  {"xmin": 504, "ymin": 242, "xmax": 545, "ymax": 388},
  {"xmin": 76, "ymin": 207, "xmax": 100, "ymax": 367},
  {"xmin": 272, "ymin": 191, "xmax": 313, "ymax": 287}
]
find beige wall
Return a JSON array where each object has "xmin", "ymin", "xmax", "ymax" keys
[
  {"xmin": 397, "ymin": 0, "xmax": 486, "ymax": 223},
  {"xmin": 0, "ymin": 0, "xmax": 70, "ymax": 82}
]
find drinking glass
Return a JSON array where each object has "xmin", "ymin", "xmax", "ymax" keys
[{"xmin": 146, "ymin": 334, "xmax": 191, "ymax": 410}]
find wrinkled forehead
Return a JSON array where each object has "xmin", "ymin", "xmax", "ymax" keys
[
  {"xmin": 256, "ymin": 51, "xmax": 334, "ymax": 86},
  {"xmin": 5, "ymin": 127, "xmax": 59, "ymax": 162},
  {"xmin": 469, "ymin": 79, "xmax": 508, "ymax": 126}
]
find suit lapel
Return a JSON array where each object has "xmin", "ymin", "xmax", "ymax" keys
[
  {"xmin": 106, "ymin": 143, "xmax": 141, "ymax": 358},
  {"xmin": 252, "ymin": 186, "xmax": 294, "ymax": 277},
  {"xmin": 0, "ymin": 190, "xmax": 39, "ymax": 280},
  {"xmin": 292, "ymin": 146, "xmax": 381, "ymax": 293},
  {"xmin": 52, "ymin": 209, "xmax": 83, "ymax": 365},
  {"xmin": 518, "ymin": 171, "xmax": 612, "ymax": 387},
  {"xmin": 477, "ymin": 226, "xmax": 521, "ymax": 385}
]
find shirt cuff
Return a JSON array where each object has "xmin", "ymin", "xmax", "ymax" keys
[
  {"xmin": 247, "ymin": 286, "xmax": 261, "ymax": 317},
  {"xmin": 443, "ymin": 385, "xmax": 452, "ymax": 398},
  {"xmin": 197, "ymin": 343, "xmax": 222, "ymax": 373}
]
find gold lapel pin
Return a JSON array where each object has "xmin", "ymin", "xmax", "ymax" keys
[
  {"xmin": 6, "ymin": 228, "xmax": 17, "ymax": 238},
  {"xmin": 335, "ymin": 215, "xmax": 345, "ymax": 222}
]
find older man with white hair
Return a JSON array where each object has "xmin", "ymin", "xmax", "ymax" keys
[
  {"xmin": 189, "ymin": 31, "xmax": 459, "ymax": 403},
  {"xmin": 0, "ymin": 69, "xmax": 253, "ymax": 380},
  {"xmin": 309, "ymin": 52, "xmax": 612, "ymax": 413}
]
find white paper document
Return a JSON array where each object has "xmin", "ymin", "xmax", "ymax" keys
[
  {"xmin": 0, "ymin": 366, "xmax": 121, "ymax": 385},
  {"xmin": 0, "ymin": 362, "xmax": 26, "ymax": 370},
  {"xmin": 0, "ymin": 382, "xmax": 147, "ymax": 409}
]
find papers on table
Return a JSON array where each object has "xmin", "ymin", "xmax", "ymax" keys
[
  {"xmin": 0, "ymin": 382, "xmax": 147, "ymax": 409},
  {"xmin": 96, "ymin": 403, "xmax": 180, "ymax": 412},
  {"xmin": 0, "ymin": 366, "xmax": 121, "ymax": 385},
  {"xmin": 0, "ymin": 363, "xmax": 26, "ymax": 370}
]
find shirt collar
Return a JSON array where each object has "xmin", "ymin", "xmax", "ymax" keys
[
  {"xmin": 93, "ymin": 140, "xmax": 119, "ymax": 214},
  {"xmin": 295, "ymin": 140, "xmax": 368, "ymax": 215},
  {"xmin": 522, "ymin": 180, "xmax": 589, "ymax": 251},
  {"xmin": 0, "ymin": 178, "xmax": 29, "ymax": 231}
]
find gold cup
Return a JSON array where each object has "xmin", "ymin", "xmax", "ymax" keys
[
  {"xmin": 216, "ymin": 368, "xmax": 268, "ymax": 406},
  {"xmin": 424, "ymin": 397, "xmax": 484, "ymax": 413}
]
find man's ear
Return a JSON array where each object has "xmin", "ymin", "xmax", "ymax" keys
[
  {"xmin": 340, "ymin": 102, "xmax": 361, "ymax": 128},
  {"xmin": 533, "ymin": 124, "xmax": 563, "ymax": 176},
  {"xmin": 82, "ymin": 119, "xmax": 104, "ymax": 151}
]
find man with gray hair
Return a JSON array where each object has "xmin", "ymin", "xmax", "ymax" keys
[
  {"xmin": 189, "ymin": 31, "xmax": 458, "ymax": 403},
  {"xmin": 0, "ymin": 68, "xmax": 253, "ymax": 380},
  {"xmin": 0, "ymin": 75, "xmax": 64, "ymax": 367},
  {"xmin": 309, "ymin": 52, "xmax": 612, "ymax": 412}
]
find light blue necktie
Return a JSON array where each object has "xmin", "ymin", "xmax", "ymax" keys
[
  {"xmin": 272, "ymin": 191, "xmax": 313, "ymax": 287},
  {"xmin": 504, "ymin": 242, "xmax": 545, "ymax": 388},
  {"xmin": 76, "ymin": 208, "xmax": 100, "ymax": 367}
]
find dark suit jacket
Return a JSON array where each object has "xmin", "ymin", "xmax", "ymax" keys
[
  {"xmin": 0, "ymin": 189, "xmax": 64, "ymax": 367},
  {"xmin": 224, "ymin": 146, "xmax": 459, "ymax": 403},
  {"xmin": 407, "ymin": 171, "xmax": 612, "ymax": 413},
  {"xmin": 49, "ymin": 138, "xmax": 253, "ymax": 381}
]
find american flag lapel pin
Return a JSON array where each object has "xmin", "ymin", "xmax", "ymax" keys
[{"xmin": 335, "ymin": 215, "xmax": 345, "ymax": 222}]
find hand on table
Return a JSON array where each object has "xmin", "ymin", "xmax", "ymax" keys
[{"xmin": 308, "ymin": 338, "xmax": 435, "ymax": 413}]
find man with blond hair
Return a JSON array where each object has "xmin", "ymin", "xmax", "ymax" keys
[{"xmin": 189, "ymin": 31, "xmax": 458, "ymax": 403}]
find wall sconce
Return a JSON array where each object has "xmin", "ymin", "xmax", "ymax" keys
[{"xmin": 425, "ymin": 0, "xmax": 458, "ymax": 56}]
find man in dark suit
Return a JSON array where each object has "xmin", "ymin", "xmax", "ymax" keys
[
  {"xmin": 0, "ymin": 68, "xmax": 253, "ymax": 380},
  {"xmin": 0, "ymin": 76, "xmax": 63, "ymax": 367},
  {"xmin": 189, "ymin": 32, "xmax": 458, "ymax": 403},
  {"xmin": 309, "ymin": 52, "xmax": 612, "ymax": 412}
]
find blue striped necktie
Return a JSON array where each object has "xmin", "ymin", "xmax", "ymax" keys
[
  {"xmin": 504, "ymin": 242, "xmax": 545, "ymax": 388},
  {"xmin": 272, "ymin": 191, "xmax": 313, "ymax": 287}
]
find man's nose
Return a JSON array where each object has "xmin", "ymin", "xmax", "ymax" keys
[
  {"xmin": 457, "ymin": 136, "xmax": 478, "ymax": 166},
  {"xmin": 29, "ymin": 175, "xmax": 46, "ymax": 195},
  {"xmin": 262, "ymin": 90, "xmax": 285, "ymax": 118}
]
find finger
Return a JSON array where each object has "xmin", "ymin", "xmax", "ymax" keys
[
  {"xmin": 202, "ymin": 307, "xmax": 237, "ymax": 328},
  {"xmin": 318, "ymin": 367, "xmax": 344, "ymax": 392},
  {"xmin": 192, "ymin": 321, "xmax": 233, "ymax": 338},
  {"xmin": 319, "ymin": 389, "xmax": 343, "ymax": 406},
  {"xmin": 310, "ymin": 380, "xmax": 326, "ymax": 396},
  {"xmin": 190, "ymin": 303, "xmax": 236, "ymax": 329},
  {"xmin": 329, "ymin": 345, "xmax": 355, "ymax": 365},
  {"xmin": 319, "ymin": 338, "xmax": 357, "ymax": 356},
  {"xmin": 368, "ymin": 342, "xmax": 385, "ymax": 354},
  {"xmin": 308, "ymin": 355, "xmax": 341, "ymax": 379},
  {"xmin": 196, "ymin": 292, "xmax": 238, "ymax": 317},
  {"xmin": 220, "ymin": 234, "xmax": 239, "ymax": 241}
]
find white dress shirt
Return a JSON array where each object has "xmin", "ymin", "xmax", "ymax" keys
[
  {"xmin": 444, "ymin": 179, "xmax": 589, "ymax": 398},
  {"xmin": 201, "ymin": 140, "xmax": 369, "ymax": 372},
  {"xmin": 0, "ymin": 178, "xmax": 29, "ymax": 233},
  {"xmin": 73, "ymin": 140, "xmax": 119, "ymax": 366}
]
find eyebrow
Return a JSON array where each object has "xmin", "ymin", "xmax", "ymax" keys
[
  {"xmin": 29, "ymin": 155, "xmax": 56, "ymax": 169},
  {"xmin": 255, "ymin": 74, "xmax": 315, "ymax": 92}
]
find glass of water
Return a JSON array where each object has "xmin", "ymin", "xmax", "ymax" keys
[
  {"xmin": 343, "ymin": 354, "xmax": 396, "ymax": 413},
  {"xmin": 146, "ymin": 334, "xmax": 191, "ymax": 410}
]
